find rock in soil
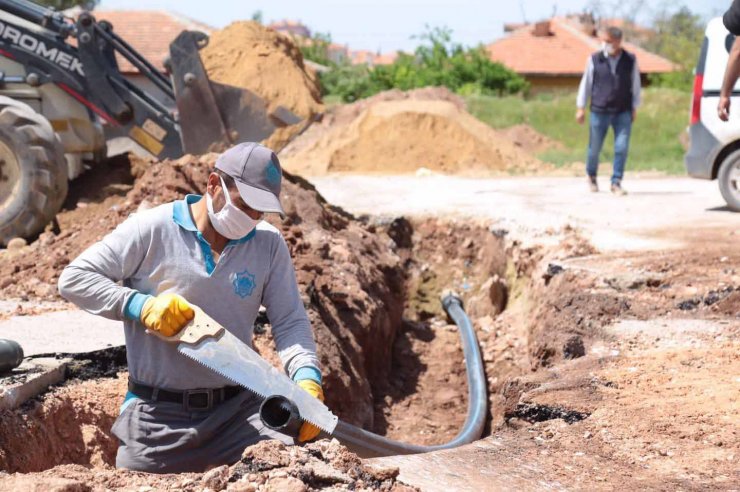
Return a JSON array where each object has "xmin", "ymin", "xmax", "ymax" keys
[
  {"xmin": 0, "ymin": 438, "xmax": 417, "ymax": 491},
  {"xmin": 6, "ymin": 237, "xmax": 27, "ymax": 251}
]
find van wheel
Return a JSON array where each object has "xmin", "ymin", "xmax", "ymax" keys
[
  {"xmin": 718, "ymin": 151, "xmax": 740, "ymax": 212},
  {"xmin": 0, "ymin": 97, "xmax": 68, "ymax": 245}
]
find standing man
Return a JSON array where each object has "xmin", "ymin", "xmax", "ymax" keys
[
  {"xmin": 58, "ymin": 142, "xmax": 325, "ymax": 473},
  {"xmin": 718, "ymin": 0, "xmax": 740, "ymax": 121},
  {"xmin": 576, "ymin": 26, "xmax": 641, "ymax": 195}
]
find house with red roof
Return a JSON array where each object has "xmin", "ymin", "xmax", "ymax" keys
[
  {"xmin": 487, "ymin": 15, "xmax": 676, "ymax": 92},
  {"xmin": 267, "ymin": 19, "xmax": 398, "ymax": 67},
  {"xmin": 348, "ymin": 49, "xmax": 399, "ymax": 67},
  {"xmin": 268, "ymin": 19, "xmax": 311, "ymax": 38}
]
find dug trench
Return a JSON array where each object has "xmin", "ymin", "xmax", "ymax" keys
[
  {"xmin": 0, "ymin": 153, "xmax": 526, "ymax": 487},
  {"xmin": 1, "ymin": 155, "xmax": 738, "ymax": 489},
  {"xmin": 0, "ymin": 205, "xmax": 524, "ymax": 473}
]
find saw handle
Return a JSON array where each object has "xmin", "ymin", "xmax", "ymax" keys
[{"xmin": 147, "ymin": 308, "xmax": 224, "ymax": 345}]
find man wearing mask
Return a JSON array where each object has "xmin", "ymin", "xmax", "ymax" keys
[
  {"xmin": 58, "ymin": 142, "xmax": 324, "ymax": 473},
  {"xmin": 576, "ymin": 26, "xmax": 641, "ymax": 195}
]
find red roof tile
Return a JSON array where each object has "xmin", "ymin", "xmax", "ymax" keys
[
  {"xmin": 486, "ymin": 17, "xmax": 676, "ymax": 76},
  {"xmin": 349, "ymin": 49, "xmax": 375, "ymax": 65},
  {"xmin": 268, "ymin": 19, "xmax": 311, "ymax": 38},
  {"xmin": 349, "ymin": 49, "xmax": 398, "ymax": 66},
  {"xmin": 90, "ymin": 10, "xmax": 214, "ymax": 73},
  {"xmin": 374, "ymin": 52, "xmax": 399, "ymax": 65}
]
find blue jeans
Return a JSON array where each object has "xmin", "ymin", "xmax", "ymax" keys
[{"xmin": 586, "ymin": 110, "xmax": 632, "ymax": 184}]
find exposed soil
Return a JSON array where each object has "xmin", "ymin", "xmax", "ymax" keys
[
  {"xmin": 1, "ymin": 145, "xmax": 738, "ymax": 490},
  {"xmin": 368, "ymin": 217, "xmax": 509, "ymax": 444},
  {"xmin": 201, "ymin": 20, "xmax": 324, "ymax": 151},
  {"xmin": 1, "ymin": 215, "xmax": 738, "ymax": 489},
  {"xmin": 499, "ymin": 124, "xmax": 565, "ymax": 156},
  {"xmin": 478, "ymin": 228, "xmax": 740, "ymax": 489},
  {"xmin": 0, "ymin": 153, "xmax": 407, "ymax": 429},
  {"xmin": 358, "ymin": 227, "xmax": 739, "ymax": 490},
  {"xmin": 0, "ymin": 436, "xmax": 417, "ymax": 491},
  {"xmin": 279, "ymin": 88, "xmax": 548, "ymax": 176},
  {"xmin": 0, "ymin": 374, "xmax": 125, "ymax": 473},
  {"xmin": 201, "ymin": 21, "xmax": 322, "ymax": 120}
]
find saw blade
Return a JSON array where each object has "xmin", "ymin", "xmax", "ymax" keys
[{"xmin": 177, "ymin": 330, "xmax": 338, "ymax": 434}]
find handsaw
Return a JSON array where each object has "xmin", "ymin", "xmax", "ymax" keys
[{"xmin": 149, "ymin": 308, "xmax": 338, "ymax": 434}]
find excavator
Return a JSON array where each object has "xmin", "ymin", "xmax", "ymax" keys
[{"xmin": 0, "ymin": 0, "xmax": 303, "ymax": 245}]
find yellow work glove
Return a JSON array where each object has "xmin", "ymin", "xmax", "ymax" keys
[
  {"xmin": 140, "ymin": 293, "xmax": 195, "ymax": 337},
  {"xmin": 296, "ymin": 379, "xmax": 324, "ymax": 442}
]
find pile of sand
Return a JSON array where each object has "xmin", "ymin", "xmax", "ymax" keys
[
  {"xmin": 201, "ymin": 21, "xmax": 324, "ymax": 151},
  {"xmin": 499, "ymin": 124, "xmax": 565, "ymax": 155},
  {"xmin": 279, "ymin": 88, "xmax": 547, "ymax": 176}
]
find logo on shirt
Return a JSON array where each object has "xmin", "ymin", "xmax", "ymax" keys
[{"xmin": 231, "ymin": 269, "xmax": 256, "ymax": 298}]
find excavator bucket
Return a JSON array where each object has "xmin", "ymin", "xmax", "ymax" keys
[{"xmin": 168, "ymin": 31, "xmax": 302, "ymax": 154}]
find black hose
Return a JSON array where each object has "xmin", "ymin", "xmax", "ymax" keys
[
  {"xmin": 0, "ymin": 339, "xmax": 24, "ymax": 373},
  {"xmin": 260, "ymin": 395, "xmax": 303, "ymax": 437},
  {"xmin": 261, "ymin": 292, "xmax": 488, "ymax": 458}
]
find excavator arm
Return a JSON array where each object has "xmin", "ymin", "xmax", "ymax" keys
[{"xmin": 0, "ymin": 0, "xmax": 302, "ymax": 158}]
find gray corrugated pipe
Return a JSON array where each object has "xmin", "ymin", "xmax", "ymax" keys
[{"xmin": 260, "ymin": 291, "xmax": 488, "ymax": 458}]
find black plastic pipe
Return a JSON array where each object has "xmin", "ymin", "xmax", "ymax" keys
[
  {"xmin": 0, "ymin": 339, "xmax": 24, "ymax": 373},
  {"xmin": 260, "ymin": 395, "xmax": 303, "ymax": 437},
  {"xmin": 260, "ymin": 292, "xmax": 488, "ymax": 458}
]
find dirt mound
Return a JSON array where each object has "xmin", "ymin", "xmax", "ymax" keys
[
  {"xmin": 499, "ymin": 124, "xmax": 564, "ymax": 156},
  {"xmin": 0, "ymin": 377, "xmax": 415, "ymax": 490},
  {"xmin": 201, "ymin": 21, "xmax": 323, "ymax": 151},
  {"xmin": 279, "ymin": 88, "xmax": 546, "ymax": 176},
  {"xmin": 0, "ymin": 153, "xmax": 405, "ymax": 427},
  {"xmin": 328, "ymin": 87, "xmax": 467, "ymax": 125}
]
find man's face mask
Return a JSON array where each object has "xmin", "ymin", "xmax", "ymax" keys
[
  {"xmin": 206, "ymin": 176, "xmax": 259, "ymax": 240},
  {"xmin": 602, "ymin": 41, "xmax": 618, "ymax": 56}
]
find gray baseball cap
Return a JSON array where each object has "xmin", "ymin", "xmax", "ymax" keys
[{"xmin": 215, "ymin": 142, "xmax": 284, "ymax": 214}]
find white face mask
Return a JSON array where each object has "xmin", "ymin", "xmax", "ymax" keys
[
  {"xmin": 206, "ymin": 176, "xmax": 259, "ymax": 240},
  {"xmin": 602, "ymin": 41, "xmax": 618, "ymax": 56}
]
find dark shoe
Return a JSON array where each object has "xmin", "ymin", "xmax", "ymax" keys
[
  {"xmin": 588, "ymin": 175, "xmax": 598, "ymax": 192},
  {"xmin": 611, "ymin": 181, "xmax": 627, "ymax": 196}
]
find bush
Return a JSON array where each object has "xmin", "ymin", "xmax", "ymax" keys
[
  {"xmin": 643, "ymin": 6, "xmax": 704, "ymax": 92},
  {"xmin": 648, "ymin": 71, "xmax": 695, "ymax": 91},
  {"xmin": 299, "ymin": 32, "xmax": 334, "ymax": 68},
  {"xmin": 319, "ymin": 64, "xmax": 378, "ymax": 102},
  {"xmin": 319, "ymin": 27, "xmax": 528, "ymax": 102}
]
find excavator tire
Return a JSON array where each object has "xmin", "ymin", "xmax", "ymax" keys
[{"xmin": 0, "ymin": 97, "xmax": 67, "ymax": 246}]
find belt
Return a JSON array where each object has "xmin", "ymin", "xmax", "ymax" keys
[{"xmin": 128, "ymin": 379, "xmax": 243, "ymax": 411}]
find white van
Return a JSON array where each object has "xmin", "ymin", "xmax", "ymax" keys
[{"xmin": 685, "ymin": 17, "xmax": 740, "ymax": 211}]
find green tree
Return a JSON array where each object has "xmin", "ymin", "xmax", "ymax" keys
[
  {"xmin": 300, "ymin": 32, "xmax": 334, "ymax": 67},
  {"xmin": 319, "ymin": 26, "xmax": 528, "ymax": 102},
  {"xmin": 645, "ymin": 6, "xmax": 704, "ymax": 90}
]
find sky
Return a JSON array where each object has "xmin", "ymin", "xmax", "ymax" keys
[{"xmin": 97, "ymin": 0, "xmax": 729, "ymax": 53}]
